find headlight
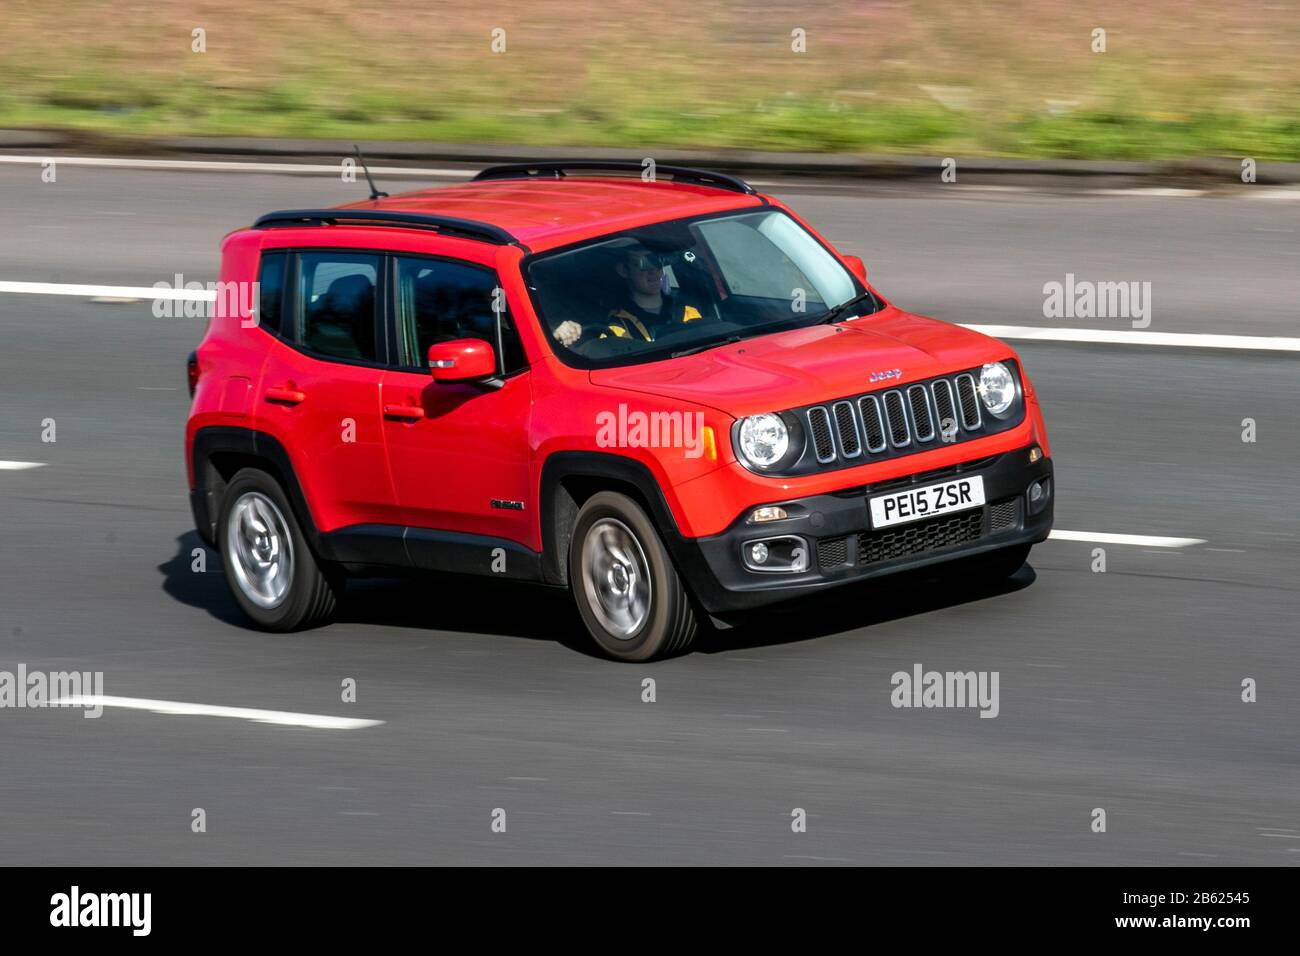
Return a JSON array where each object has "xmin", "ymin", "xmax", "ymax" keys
[
  {"xmin": 978, "ymin": 362, "xmax": 1016, "ymax": 416},
  {"xmin": 737, "ymin": 413, "xmax": 789, "ymax": 469}
]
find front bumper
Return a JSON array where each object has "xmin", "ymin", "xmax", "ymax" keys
[{"xmin": 674, "ymin": 446, "xmax": 1053, "ymax": 614}]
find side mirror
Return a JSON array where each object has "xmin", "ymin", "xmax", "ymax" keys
[
  {"xmin": 843, "ymin": 255, "xmax": 868, "ymax": 283},
  {"xmin": 428, "ymin": 338, "xmax": 497, "ymax": 383}
]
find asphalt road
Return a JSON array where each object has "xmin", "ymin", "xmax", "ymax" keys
[{"xmin": 0, "ymin": 165, "xmax": 1296, "ymax": 865}]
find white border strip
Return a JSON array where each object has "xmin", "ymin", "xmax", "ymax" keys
[
  {"xmin": 55, "ymin": 695, "xmax": 384, "ymax": 730},
  {"xmin": 1048, "ymin": 530, "xmax": 1204, "ymax": 548},
  {"xmin": 962, "ymin": 324, "xmax": 1300, "ymax": 352}
]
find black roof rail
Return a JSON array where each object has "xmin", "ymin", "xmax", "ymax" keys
[
  {"xmin": 252, "ymin": 209, "xmax": 518, "ymax": 246},
  {"xmin": 472, "ymin": 161, "xmax": 756, "ymax": 195}
]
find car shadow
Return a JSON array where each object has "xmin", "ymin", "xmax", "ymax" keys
[
  {"xmin": 158, "ymin": 531, "xmax": 248, "ymax": 627},
  {"xmin": 695, "ymin": 562, "xmax": 1038, "ymax": 654},
  {"xmin": 334, "ymin": 575, "xmax": 594, "ymax": 655},
  {"xmin": 159, "ymin": 532, "xmax": 594, "ymax": 654},
  {"xmin": 161, "ymin": 531, "xmax": 1035, "ymax": 658}
]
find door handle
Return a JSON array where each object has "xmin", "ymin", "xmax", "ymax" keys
[
  {"xmin": 384, "ymin": 403, "xmax": 425, "ymax": 420},
  {"xmin": 265, "ymin": 386, "xmax": 306, "ymax": 405}
]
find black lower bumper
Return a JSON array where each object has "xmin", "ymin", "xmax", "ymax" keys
[{"xmin": 674, "ymin": 447, "xmax": 1054, "ymax": 615}]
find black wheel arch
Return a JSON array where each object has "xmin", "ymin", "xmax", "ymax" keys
[
  {"xmin": 538, "ymin": 451, "xmax": 715, "ymax": 591},
  {"xmin": 190, "ymin": 426, "xmax": 329, "ymax": 557}
]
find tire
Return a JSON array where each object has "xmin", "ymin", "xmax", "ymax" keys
[
  {"xmin": 568, "ymin": 491, "xmax": 698, "ymax": 661},
  {"xmin": 217, "ymin": 467, "xmax": 340, "ymax": 630}
]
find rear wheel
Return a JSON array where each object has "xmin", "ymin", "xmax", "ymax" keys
[
  {"xmin": 569, "ymin": 491, "xmax": 697, "ymax": 661},
  {"xmin": 218, "ymin": 468, "xmax": 340, "ymax": 630}
]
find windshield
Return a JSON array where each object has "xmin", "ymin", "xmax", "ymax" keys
[{"xmin": 524, "ymin": 208, "xmax": 879, "ymax": 369}]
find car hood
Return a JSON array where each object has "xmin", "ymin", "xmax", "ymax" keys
[{"xmin": 588, "ymin": 308, "xmax": 1012, "ymax": 418}]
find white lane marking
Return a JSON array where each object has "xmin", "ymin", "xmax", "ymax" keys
[
  {"xmin": 0, "ymin": 280, "xmax": 216, "ymax": 301},
  {"xmin": 962, "ymin": 324, "xmax": 1300, "ymax": 352},
  {"xmin": 1243, "ymin": 188, "xmax": 1300, "ymax": 200},
  {"xmin": 3, "ymin": 280, "xmax": 1297, "ymax": 354},
  {"xmin": 0, "ymin": 460, "xmax": 46, "ymax": 470},
  {"xmin": 1088, "ymin": 187, "xmax": 1205, "ymax": 197},
  {"xmin": 55, "ymin": 695, "xmax": 384, "ymax": 730},
  {"xmin": 1048, "ymin": 530, "xmax": 1205, "ymax": 548},
  {"xmin": 0, "ymin": 155, "xmax": 471, "ymax": 177}
]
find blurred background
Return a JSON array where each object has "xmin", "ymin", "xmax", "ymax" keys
[{"xmin": 1, "ymin": 0, "xmax": 1297, "ymax": 159}]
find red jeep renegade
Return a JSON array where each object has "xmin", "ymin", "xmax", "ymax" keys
[{"xmin": 186, "ymin": 162, "xmax": 1053, "ymax": 661}]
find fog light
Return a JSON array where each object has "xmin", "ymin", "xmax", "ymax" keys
[
  {"xmin": 749, "ymin": 506, "xmax": 788, "ymax": 523},
  {"xmin": 741, "ymin": 535, "xmax": 808, "ymax": 573},
  {"xmin": 1027, "ymin": 478, "xmax": 1052, "ymax": 516},
  {"xmin": 1028, "ymin": 446, "xmax": 1043, "ymax": 463}
]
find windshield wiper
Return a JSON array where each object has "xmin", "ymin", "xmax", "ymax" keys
[
  {"xmin": 816, "ymin": 290, "xmax": 875, "ymax": 325},
  {"xmin": 671, "ymin": 335, "xmax": 743, "ymax": 359}
]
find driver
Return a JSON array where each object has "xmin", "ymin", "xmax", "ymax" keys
[{"xmin": 553, "ymin": 243, "xmax": 702, "ymax": 348}]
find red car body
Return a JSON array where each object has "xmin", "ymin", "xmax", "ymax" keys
[{"xmin": 186, "ymin": 164, "xmax": 1053, "ymax": 657}]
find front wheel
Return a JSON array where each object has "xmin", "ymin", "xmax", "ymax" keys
[{"xmin": 569, "ymin": 491, "xmax": 698, "ymax": 661}]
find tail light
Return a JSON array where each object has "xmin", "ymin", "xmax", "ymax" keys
[{"xmin": 187, "ymin": 351, "xmax": 200, "ymax": 397}]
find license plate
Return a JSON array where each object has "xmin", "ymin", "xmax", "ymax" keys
[{"xmin": 869, "ymin": 476, "xmax": 985, "ymax": 529}]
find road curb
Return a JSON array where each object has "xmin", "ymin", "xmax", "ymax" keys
[{"xmin": 2, "ymin": 129, "xmax": 1297, "ymax": 185}]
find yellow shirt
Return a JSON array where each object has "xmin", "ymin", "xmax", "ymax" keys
[{"xmin": 602, "ymin": 303, "xmax": 702, "ymax": 340}]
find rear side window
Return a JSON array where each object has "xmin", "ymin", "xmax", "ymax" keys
[
  {"xmin": 296, "ymin": 253, "xmax": 380, "ymax": 362},
  {"xmin": 395, "ymin": 257, "xmax": 527, "ymax": 374},
  {"xmin": 256, "ymin": 252, "xmax": 286, "ymax": 337}
]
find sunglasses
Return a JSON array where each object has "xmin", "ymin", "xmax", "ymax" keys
[{"xmin": 628, "ymin": 254, "xmax": 665, "ymax": 272}]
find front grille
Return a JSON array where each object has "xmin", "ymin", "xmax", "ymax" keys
[
  {"xmin": 908, "ymin": 385, "xmax": 935, "ymax": 442},
  {"xmin": 955, "ymin": 374, "xmax": 981, "ymax": 429},
  {"xmin": 790, "ymin": 364, "xmax": 1022, "ymax": 477},
  {"xmin": 832, "ymin": 401, "xmax": 860, "ymax": 457},
  {"xmin": 883, "ymin": 390, "xmax": 910, "ymax": 446},
  {"xmin": 857, "ymin": 510, "xmax": 983, "ymax": 566},
  {"xmin": 818, "ymin": 537, "xmax": 850, "ymax": 570},
  {"xmin": 808, "ymin": 406, "xmax": 835, "ymax": 462},
  {"xmin": 858, "ymin": 396, "xmax": 886, "ymax": 452},
  {"xmin": 989, "ymin": 497, "xmax": 1021, "ymax": 533},
  {"xmin": 931, "ymin": 379, "xmax": 957, "ymax": 435}
]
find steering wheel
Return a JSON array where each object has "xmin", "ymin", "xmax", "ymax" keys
[{"xmin": 571, "ymin": 334, "xmax": 646, "ymax": 359}]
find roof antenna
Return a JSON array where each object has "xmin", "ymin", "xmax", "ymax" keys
[{"xmin": 353, "ymin": 145, "xmax": 388, "ymax": 201}]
